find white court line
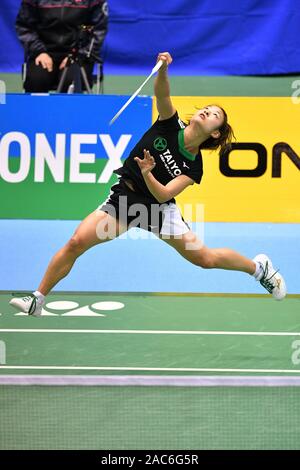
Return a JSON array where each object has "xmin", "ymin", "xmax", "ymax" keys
[
  {"xmin": 0, "ymin": 328, "xmax": 300, "ymax": 336},
  {"xmin": 2, "ymin": 375, "xmax": 300, "ymax": 386},
  {"xmin": 0, "ymin": 366, "xmax": 300, "ymax": 373}
]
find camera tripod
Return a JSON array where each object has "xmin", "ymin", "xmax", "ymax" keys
[{"xmin": 56, "ymin": 27, "xmax": 104, "ymax": 94}]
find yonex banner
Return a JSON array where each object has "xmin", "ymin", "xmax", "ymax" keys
[
  {"xmin": 154, "ymin": 97, "xmax": 300, "ymax": 223},
  {"xmin": 1, "ymin": 94, "xmax": 299, "ymax": 222},
  {"xmin": 0, "ymin": 94, "xmax": 152, "ymax": 219}
]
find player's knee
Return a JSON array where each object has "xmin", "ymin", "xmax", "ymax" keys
[
  {"xmin": 193, "ymin": 252, "xmax": 216, "ymax": 269},
  {"xmin": 65, "ymin": 235, "xmax": 87, "ymax": 256}
]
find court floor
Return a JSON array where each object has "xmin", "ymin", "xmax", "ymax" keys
[
  {"xmin": 1, "ymin": 291, "xmax": 300, "ymax": 375},
  {"xmin": 1, "ymin": 291, "xmax": 300, "ymax": 449}
]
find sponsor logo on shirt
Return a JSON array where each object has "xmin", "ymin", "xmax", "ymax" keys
[
  {"xmin": 158, "ymin": 149, "xmax": 182, "ymax": 177},
  {"xmin": 178, "ymin": 119, "xmax": 186, "ymax": 129},
  {"xmin": 154, "ymin": 137, "xmax": 168, "ymax": 151}
]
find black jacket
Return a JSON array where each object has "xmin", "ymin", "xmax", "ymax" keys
[{"xmin": 16, "ymin": 0, "xmax": 108, "ymax": 59}]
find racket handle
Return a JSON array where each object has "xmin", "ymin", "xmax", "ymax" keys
[{"xmin": 151, "ymin": 59, "xmax": 164, "ymax": 74}]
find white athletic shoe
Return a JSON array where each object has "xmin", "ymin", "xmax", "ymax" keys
[
  {"xmin": 253, "ymin": 254, "xmax": 287, "ymax": 301},
  {"xmin": 9, "ymin": 294, "xmax": 44, "ymax": 317}
]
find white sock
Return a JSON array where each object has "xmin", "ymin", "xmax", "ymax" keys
[
  {"xmin": 33, "ymin": 291, "xmax": 45, "ymax": 303},
  {"xmin": 253, "ymin": 261, "xmax": 264, "ymax": 281}
]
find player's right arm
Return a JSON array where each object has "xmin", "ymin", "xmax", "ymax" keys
[
  {"xmin": 134, "ymin": 149, "xmax": 194, "ymax": 203},
  {"xmin": 154, "ymin": 52, "xmax": 176, "ymax": 121}
]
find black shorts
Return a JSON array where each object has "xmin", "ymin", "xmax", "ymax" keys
[{"xmin": 98, "ymin": 179, "xmax": 190, "ymax": 236}]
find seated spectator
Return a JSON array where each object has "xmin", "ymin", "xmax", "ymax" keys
[{"xmin": 16, "ymin": 0, "xmax": 108, "ymax": 93}]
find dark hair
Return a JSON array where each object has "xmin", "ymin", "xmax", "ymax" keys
[{"xmin": 188, "ymin": 105, "xmax": 235, "ymax": 154}]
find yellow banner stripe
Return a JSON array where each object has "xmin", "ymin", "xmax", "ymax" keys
[{"xmin": 153, "ymin": 97, "xmax": 300, "ymax": 222}]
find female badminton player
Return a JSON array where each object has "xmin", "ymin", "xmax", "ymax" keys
[{"xmin": 10, "ymin": 52, "xmax": 286, "ymax": 316}]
